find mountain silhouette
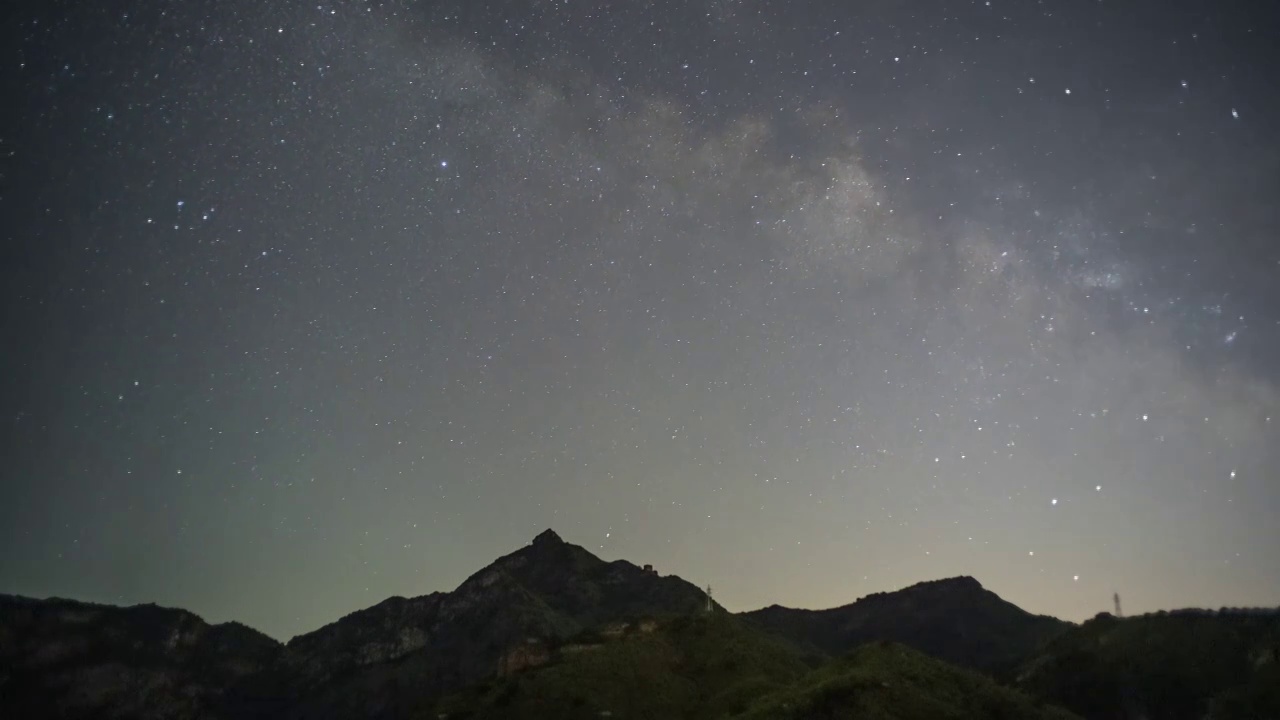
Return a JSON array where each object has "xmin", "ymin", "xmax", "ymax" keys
[
  {"xmin": 0, "ymin": 593, "xmax": 281, "ymax": 718},
  {"xmin": 3, "ymin": 530, "xmax": 1276, "ymax": 719},
  {"xmin": 741, "ymin": 575, "xmax": 1070, "ymax": 671},
  {"xmin": 274, "ymin": 528, "xmax": 715, "ymax": 718}
]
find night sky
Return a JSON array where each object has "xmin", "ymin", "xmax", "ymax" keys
[{"xmin": 3, "ymin": 0, "xmax": 1278, "ymax": 642}]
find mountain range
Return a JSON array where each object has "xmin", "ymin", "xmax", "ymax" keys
[{"xmin": 2, "ymin": 529, "xmax": 1276, "ymax": 719}]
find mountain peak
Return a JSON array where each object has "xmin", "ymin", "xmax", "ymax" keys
[
  {"xmin": 743, "ymin": 574, "xmax": 1067, "ymax": 671},
  {"xmin": 531, "ymin": 528, "xmax": 564, "ymax": 546},
  {"xmin": 881, "ymin": 576, "xmax": 985, "ymax": 596},
  {"xmin": 927, "ymin": 575, "xmax": 984, "ymax": 591}
]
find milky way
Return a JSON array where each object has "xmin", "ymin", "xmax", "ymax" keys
[{"xmin": 3, "ymin": 0, "xmax": 1277, "ymax": 640}]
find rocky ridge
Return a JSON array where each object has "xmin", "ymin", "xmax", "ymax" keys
[
  {"xmin": 742, "ymin": 575, "xmax": 1070, "ymax": 671},
  {"xmin": 2, "ymin": 530, "xmax": 1072, "ymax": 719}
]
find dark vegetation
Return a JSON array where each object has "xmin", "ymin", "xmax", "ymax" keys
[
  {"xmin": 2, "ymin": 531, "xmax": 1277, "ymax": 719},
  {"xmin": 430, "ymin": 612, "xmax": 816, "ymax": 719},
  {"xmin": 741, "ymin": 575, "xmax": 1070, "ymax": 673},
  {"xmin": 0, "ymin": 594, "xmax": 281, "ymax": 718},
  {"xmin": 734, "ymin": 641, "xmax": 1079, "ymax": 720},
  {"xmin": 1016, "ymin": 608, "xmax": 1280, "ymax": 720},
  {"xmin": 428, "ymin": 613, "xmax": 1076, "ymax": 720}
]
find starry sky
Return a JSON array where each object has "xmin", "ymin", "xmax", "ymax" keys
[{"xmin": 2, "ymin": 0, "xmax": 1278, "ymax": 641}]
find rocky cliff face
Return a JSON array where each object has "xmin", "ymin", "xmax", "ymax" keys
[
  {"xmin": 496, "ymin": 637, "xmax": 552, "ymax": 676},
  {"xmin": 0, "ymin": 594, "xmax": 282, "ymax": 720},
  {"xmin": 278, "ymin": 592, "xmax": 445, "ymax": 685},
  {"xmin": 273, "ymin": 529, "xmax": 715, "ymax": 719},
  {"xmin": 1, "ymin": 530, "xmax": 712, "ymax": 720},
  {"xmin": 740, "ymin": 576, "xmax": 1071, "ymax": 671}
]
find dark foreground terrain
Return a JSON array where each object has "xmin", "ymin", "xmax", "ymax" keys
[{"xmin": 2, "ymin": 530, "xmax": 1277, "ymax": 719}]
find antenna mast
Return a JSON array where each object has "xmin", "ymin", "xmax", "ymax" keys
[
  {"xmin": 705, "ymin": 584, "xmax": 713, "ymax": 613},
  {"xmin": 1113, "ymin": 592, "xmax": 1123, "ymax": 618}
]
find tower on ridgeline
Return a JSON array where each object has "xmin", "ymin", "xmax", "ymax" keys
[
  {"xmin": 1114, "ymin": 592, "xmax": 1123, "ymax": 618},
  {"xmin": 705, "ymin": 584, "xmax": 713, "ymax": 614}
]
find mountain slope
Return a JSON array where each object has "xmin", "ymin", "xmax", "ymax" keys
[
  {"xmin": 1016, "ymin": 609, "xmax": 1280, "ymax": 720},
  {"xmin": 275, "ymin": 529, "xmax": 717, "ymax": 718},
  {"xmin": 734, "ymin": 641, "xmax": 1080, "ymax": 720},
  {"xmin": 9, "ymin": 531, "xmax": 1273, "ymax": 720},
  {"xmin": 0, "ymin": 594, "xmax": 282, "ymax": 720},
  {"xmin": 740, "ymin": 576, "xmax": 1070, "ymax": 672},
  {"xmin": 427, "ymin": 614, "xmax": 1079, "ymax": 720},
  {"xmin": 429, "ymin": 612, "xmax": 821, "ymax": 720}
]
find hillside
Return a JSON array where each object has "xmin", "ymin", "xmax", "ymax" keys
[
  {"xmin": 2, "ymin": 530, "xmax": 1276, "ymax": 720},
  {"xmin": 0, "ymin": 530, "xmax": 717, "ymax": 720},
  {"xmin": 735, "ymin": 641, "xmax": 1079, "ymax": 720},
  {"xmin": 429, "ymin": 612, "xmax": 821, "ymax": 719},
  {"xmin": 276, "ymin": 529, "xmax": 720, "ymax": 719},
  {"xmin": 0, "ymin": 594, "xmax": 282, "ymax": 719},
  {"xmin": 1016, "ymin": 609, "xmax": 1280, "ymax": 720},
  {"xmin": 427, "ymin": 613, "xmax": 1079, "ymax": 720},
  {"xmin": 741, "ymin": 576, "xmax": 1070, "ymax": 672}
]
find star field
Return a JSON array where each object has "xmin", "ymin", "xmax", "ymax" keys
[{"xmin": 2, "ymin": 0, "xmax": 1278, "ymax": 640}]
